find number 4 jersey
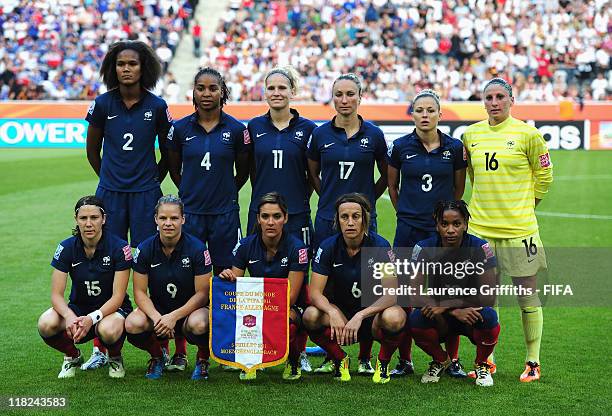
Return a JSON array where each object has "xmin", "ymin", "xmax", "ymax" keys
[
  {"xmin": 51, "ymin": 233, "xmax": 133, "ymax": 313},
  {"xmin": 462, "ymin": 116, "xmax": 553, "ymax": 239},
  {"xmin": 85, "ymin": 89, "xmax": 173, "ymax": 192}
]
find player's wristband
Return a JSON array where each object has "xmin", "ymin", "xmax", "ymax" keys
[{"xmin": 87, "ymin": 309, "xmax": 103, "ymax": 325}]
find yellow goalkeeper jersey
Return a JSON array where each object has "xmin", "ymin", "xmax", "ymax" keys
[{"xmin": 462, "ymin": 116, "xmax": 553, "ymax": 239}]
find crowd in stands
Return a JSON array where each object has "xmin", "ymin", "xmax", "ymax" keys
[
  {"xmin": 0, "ymin": 0, "xmax": 196, "ymax": 100},
  {"xmin": 0, "ymin": 0, "xmax": 610, "ymax": 102},
  {"xmin": 204, "ymin": 0, "xmax": 611, "ymax": 103}
]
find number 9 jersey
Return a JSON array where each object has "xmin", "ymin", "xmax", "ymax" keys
[{"xmin": 132, "ymin": 232, "xmax": 213, "ymax": 315}]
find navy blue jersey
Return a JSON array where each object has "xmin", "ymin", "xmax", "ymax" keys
[
  {"xmin": 306, "ymin": 116, "xmax": 387, "ymax": 220},
  {"xmin": 248, "ymin": 109, "xmax": 317, "ymax": 215},
  {"xmin": 312, "ymin": 232, "xmax": 392, "ymax": 315},
  {"xmin": 387, "ymin": 130, "xmax": 467, "ymax": 231},
  {"xmin": 51, "ymin": 233, "xmax": 132, "ymax": 313},
  {"xmin": 412, "ymin": 233, "xmax": 497, "ymax": 303},
  {"xmin": 232, "ymin": 232, "xmax": 309, "ymax": 278},
  {"xmin": 133, "ymin": 232, "xmax": 213, "ymax": 315},
  {"xmin": 167, "ymin": 112, "xmax": 251, "ymax": 215},
  {"xmin": 85, "ymin": 89, "xmax": 172, "ymax": 192}
]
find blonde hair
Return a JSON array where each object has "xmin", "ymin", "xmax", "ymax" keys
[{"xmin": 264, "ymin": 66, "xmax": 300, "ymax": 95}]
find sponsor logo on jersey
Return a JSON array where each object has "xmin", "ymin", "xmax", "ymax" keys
[
  {"xmin": 54, "ymin": 244, "xmax": 64, "ymax": 260},
  {"xmin": 182, "ymin": 257, "xmax": 191, "ymax": 268},
  {"xmin": 406, "ymin": 154, "xmax": 417, "ymax": 159},
  {"xmin": 222, "ymin": 131, "xmax": 231, "ymax": 142},
  {"xmin": 298, "ymin": 248, "xmax": 308, "ymax": 264},
  {"xmin": 324, "ymin": 142, "xmax": 335, "ymax": 149},
  {"xmin": 122, "ymin": 245, "xmax": 133, "ymax": 261},
  {"xmin": 102, "ymin": 256, "xmax": 111, "ymax": 266},
  {"xmin": 144, "ymin": 110, "xmax": 153, "ymax": 121},
  {"xmin": 256, "ymin": 132, "xmax": 267, "ymax": 138},
  {"xmin": 360, "ymin": 137, "xmax": 369, "ymax": 148},
  {"xmin": 539, "ymin": 152, "xmax": 551, "ymax": 168},
  {"xmin": 243, "ymin": 129, "xmax": 251, "ymax": 145},
  {"xmin": 204, "ymin": 250, "xmax": 212, "ymax": 266},
  {"xmin": 281, "ymin": 257, "xmax": 288, "ymax": 267},
  {"xmin": 243, "ymin": 314, "xmax": 257, "ymax": 328}
]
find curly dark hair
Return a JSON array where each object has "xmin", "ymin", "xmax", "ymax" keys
[
  {"xmin": 99, "ymin": 41, "xmax": 162, "ymax": 90},
  {"xmin": 432, "ymin": 200, "xmax": 471, "ymax": 224}
]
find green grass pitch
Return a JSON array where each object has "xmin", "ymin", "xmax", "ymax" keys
[{"xmin": 0, "ymin": 149, "xmax": 610, "ymax": 415}]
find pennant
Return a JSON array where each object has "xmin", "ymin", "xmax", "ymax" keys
[{"xmin": 209, "ymin": 276, "xmax": 289, "ymax": 371}]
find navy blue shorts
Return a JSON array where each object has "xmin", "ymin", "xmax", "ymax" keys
[
  {"xmin": 313, "ymin": 215, "xmax": 377, "ymax": 252},
  {"xmin": 247, "ymin": 210, "xmax": 314, "ymax": 249},
  {"xmin": 95, "ymin": 186, "xmax": 162, "ymax": 247},
  {"xmin": 409, "ymin": 307, "xmax": 498, "ymax": 343},
  {"xmin": 184, "ymin": 210, "xmax": 241, "ymax": 270},
  {"xmin": 68, "ymin": 303, "xmax": 132, "ymax": 344},
  {"xmin": 393, "ymin": 218, "xmax": 435, "ymax": 249}
]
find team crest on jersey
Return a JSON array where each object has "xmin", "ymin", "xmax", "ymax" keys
[
  {"xmin": 204, "ymin": 250, "xmax": 212, "ymax": 266},
  {"xmin": 243, "ymin": 129, "xmax": 251, "ymax": 145},
  {"xmin": 314, "ymin": 247, "xmax": 323, "ymax": 264},
  {"xmin": 222, "ymin": 131, "xmax": 231, "ymax": 142},
  {"xmin": 360, "ymin": 137, "xmax": 369, "ymax": 148},
  {"xmin": 102, "ymin": 256, "xmax": 111, "ymax": 266},
  {"xmin": 122, "ymin": 245, "xmax": 133, "ymax": 261},
  {"xmin": 442, "ymin": 150, "xmax": 451, "ymax": 160},
  {"xmin": 87, "ymin": 101, "xmax": 95, "ymax": 115},
  {"xmin": 133, "ymin": 248, "xmax": 140, "ymax": 263},
  {"xmin": 53, "ymin": 244, "xmax": 64, "ymax": 260},
  {"xmin": 298, "ymin": 248, "xmax": 308, "ymax": 264},
  {"xmin": 295, "ymin": 130, "xmax": 304, "ymax": 141},
  {"xmin": 539, "ymin": 152, "xmax": 551, "ymax": 168},
  {"xmin": 182, "ymin": 257, "xmax": 191, "ymax": 268},
  {"xmin": 144, "ymin": 110, "xmax": 153, "ymax": 121},
  {"xmin": 506, "ymin": 140, "xmax": 515, "ymax": 149},
  {"xmin": 281, "ymin": 257, "xmax": 288, "ymax": 267}
]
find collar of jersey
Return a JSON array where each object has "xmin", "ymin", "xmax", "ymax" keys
[
  {"xmin": 263, "ymin": 108, "xmax": 300, "ymax": 131},
  {"xmin": 488, "ymin": 115, "xmax": 513, "ymax": 132},
  {"xmin": 110, "ymin": 88, "xmax": 146, "ymax": 108},
  {"xmin": 188, "ymin": 111, "xmax": 228, "ymax": 130},
  {"xmin": 75, "ymin": 231, "xmax": 108, "ymax": 259},
  {"xmin": 256, "ymin": 231, "xmax": 288, "ymax": 258},
  {"xmin": 409, "ymin": 129, "xmax": 449, "ymax": 153},
  {"xmin": 330, "ymin": 114, "xmax": 365, "ymax": 138},
  {"xmin": 154, "ymin": 232, "xmax": 185, "ymax": 258}
]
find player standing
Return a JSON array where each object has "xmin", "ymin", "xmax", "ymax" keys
[
  {"xmin": 220, "ymin": 193, "xmax": 309, "ymax": 381},
  {"xmin": 409, "ymin": 200, "xmax": 500, "ymax": 387},
  {"xmin": 462, "ymin": 78, "xmax": 553, "ymax": 382},
  {"xmin": 387, "ymin": 89, "xmax": 467, "ymax": 377},
  {"xmin": 303, "ymin": 193, "xmax": 405, "ymax": 384},
  {"xmin": 84, "ymin": 41, "xmax": 172, "ymax": 370},
  {"xmin": 307, "ymin": 74, "xmax": 388, "ymax": 374},
  {"xmin": 37, "ymin": 196, "xmax": 132, "ymax": 378},
  {"xmin": 167, "ymin": 67, "xmax": 250, "ymax": 275},
  {"xmin": 125, "ymin": 195, "xmax": 213, "ymax": 380},
  {"xmin": 246, "ymin": 66, "xmax": 317, "ymax": 371}
]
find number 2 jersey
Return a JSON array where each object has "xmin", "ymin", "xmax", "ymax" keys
[
  {"xmin": 85, "ymin": 89, "xmax": 173, "ymax": 192},
  {"xmin": 51, "ymin": 233, "xmax": 133, "ymax": 313},
  {"xmin": 133, "ymin": 232, "xmax": 212, "ymax": 315},
  {"xmin": 462, "ymin": 116, "xmax": 553, "ymax": 239}
]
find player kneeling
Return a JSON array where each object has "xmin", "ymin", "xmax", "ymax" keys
[
  {"xmin": 303, "ymin": 193, "xmax": 406, "ymax": 383},
  {"xmin": 125, "ymin": 196, "xmax": 213, "ymax": 380},
  {"xmin": 410, "ymin": 200, "xmax": 500, "ymax": 387},
  {"xmin": 38, "ymin": 196, "xmax": 132, "ymax": 379}
]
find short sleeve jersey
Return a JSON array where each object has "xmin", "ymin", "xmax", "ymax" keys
[
  {"xmin": 51, "ymin": 233, "xmax": 132, "ymax": 313},
  {"xmin": 248, "ymin": 109, "xmax": 317, "ymax": 215},
  {"xmin": 232, "ymin": 232, "xmax": 309, "ymax": 278},
  {"xmin": 312, "ymin": 232, "xmax": 391, "ymax": 315},
  {"xmin": 85, "ymin": 89, "xmax": 173, "ymax": 192},
  {"xmin": 387, "ymin": 130, "xmax": 467, "ymax": 231},
  {"xmin": 307, "ymin": 116, "xmax": 387, "ymax": 220},
  {"xmin": 167, "ymin": 111, "xmax": 252, "ymax": 215},
  {"xmin": 133, "ymin": 232, "xmax": 212, "ymax": 314}
]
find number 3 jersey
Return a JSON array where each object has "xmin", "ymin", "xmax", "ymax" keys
[
  {"xmin": 312, "ymin": 232, "xmax": 391, "ymax": 316},
  {"xmin": 51, "ymin": 233, "xmax": 133, "ymax": 313},
  {"xmin": 85, "ymin": 89, "xmax": 173, "ymax": 192},
  {"xmin": 387, "ymin": 130, "xmax": 466, "ymax": 231},
  {"xmin": 463, "ymin": 116, "xmax": 553, "ymax": 239},
  {"xmin": 133, "ymin": 232, "xmax": 212, "ymax": 315}
]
